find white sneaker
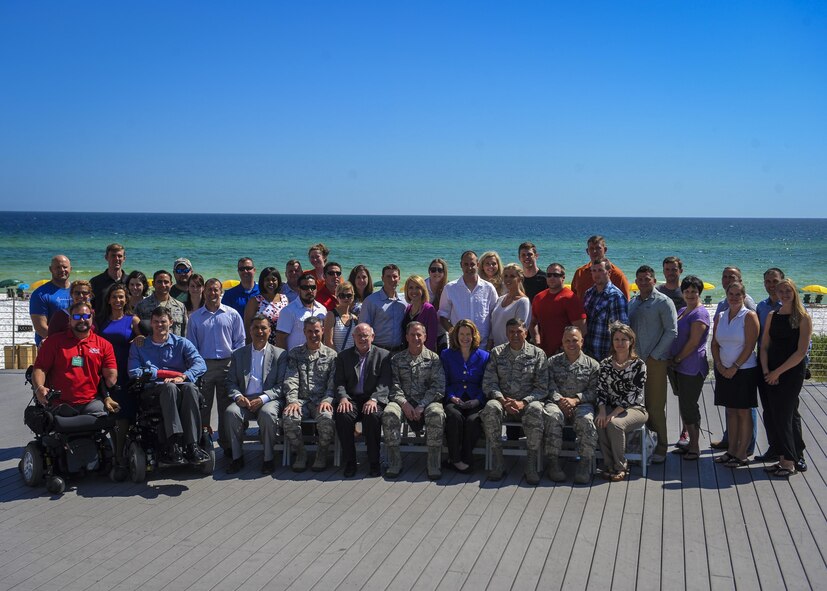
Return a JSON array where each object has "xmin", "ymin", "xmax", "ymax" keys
[{"xmin": 676, "ymin": 430, "xmax": 689, "ymax": 448}]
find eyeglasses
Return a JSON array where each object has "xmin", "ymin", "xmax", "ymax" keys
[
  {"xmin": 429, "ymin": 267, "xmax": 444, "ymax": 273},
  {"xmin": 174, "ymin": 268, "xmax": 191, "ymax": 274},
  {"xmin": 326, "ymin": 270, "xmax": 342, "ymax": 276},
  {"xmin": 71, "ymin": 313, "xmax": 92, "ymax": 320},
  {"xmin": 338, "ymin": 293, "xmax": 354, "ymax": 299},
  {"xmin": 299, "ymin": 285, "xmax": 317, "ymax": 291},
  {"xmin": 548, "ymin": 272, "xmax": 565, "ymax": 278},
  {"xmin": 238, "ymin": 266, "xmax": 254, "ymax": 272}
]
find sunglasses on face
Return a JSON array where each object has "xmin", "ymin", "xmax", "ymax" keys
[
  {"xmin": 548, "ymin": 272, "xmax": 565, "ymax": 278},
  {"xmin": 299, "ymin": 285, "xmax": 317, "ymax": 291},
  {"xmin": 175, "ymin": 268, "xmax": 191, "ymax": 274},
  {"xmin": 71, "ymin": 313, "xmax": 92, "ymax": 320},
  {"xmin": 429, "ymin": 267, "xmax": 444, "ymax": 273},
  {"xmin": 338, "ymin": 293, "xmax": 354, "ymax": 299},
  {"xmin": 238, "ymin": 266, "xmax": 254, "ymax": 272},
  {"xmin": 326, "ymin": 270, "xmax": 342, "ymax": 276}
]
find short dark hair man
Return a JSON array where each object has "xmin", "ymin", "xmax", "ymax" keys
[
  {"xmin": 128, "ymin": 306, "xmax": 209, "ymax": 465},
  {"xmin": 334, "ymin": 323, "xmax": 391, "ymax": 478},
  {"xmin": 530, "ymin": 262, "xmax": 587, "ymax": 357},
  {"xmin": 360, "ymin": 264, "xmax": 407, "ymax": 351},
  {"xmin": 583, "ymin": 259, "xmax": 629, "ymax": 360},
  {"xmin": 518, "ymin": 241, "xmax": 548, "ymax": 302},
  {"xmin": 274, "ymin": 274, "xmax": 327, "ymax": 351},
  {"xmin": 135, "ymin": 270, "xmax": 188, "ymax": 337},
  {"xmin": 222, "ymin": 257, "xmax": 260, "ymax": 317},
  {"xmin": 29, "ymin": 254, "xmax": 73, "ymax": 345},
  {"xmin": 31, "ymin": 301, "xmax": 120, "ymax": 416},
  {"xmin": 316, "ymin": 261, "xmax": 343, "ymax": 311},
  {"xmin": 224, "ymin": 314, "xmax": 287, "ymax": 474},
  {"xmin": 570, "ymin": 235, "xmax": 631, "ymax": 301},
  {"xmin": 656, "ymin": 256, "xmax": 685, "ymax": 309},
  {"xmin": 281, "ymin": 259, "xmax": 303, "ymax": 303},
  {"xmin": 90, "ymin": 243, "xmax": 126, "ymax": 315}
]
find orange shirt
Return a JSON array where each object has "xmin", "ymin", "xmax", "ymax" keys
[{"xmin": 570, "ymin": 260, "xmax": 631, "ymax": 301}]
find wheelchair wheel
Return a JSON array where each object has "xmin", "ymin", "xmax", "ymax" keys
[
  {"xmin": 128, "ymin": 442, "xmax": 147, "ymax": 483},
  {"xmin": 21, "ymin": 442, "xmax": 44, "ymax": 487},
  {"xmin": 199, "ymin": 430, "xmax": 216, "ymax": 475},
  {"xmin": 47, "ymin": 476, "xmax": 66, "ymax": 495}
]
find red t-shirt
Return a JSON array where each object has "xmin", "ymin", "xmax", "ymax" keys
[
  {"xmin": 531, "ymin": 287, "xmax": 587, "ymax": 356},
  {"xmin": 315, "ymin": 284, "xmax": 338, "ymax": 311},
  {"xmin": 34, "ymin": 330, "xmax": 117, "ymax": 405}
]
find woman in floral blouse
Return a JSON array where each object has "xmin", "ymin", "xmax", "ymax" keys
[{"xmin": 595, "ymin": 322, "xmax": 648, "ymax": 481}]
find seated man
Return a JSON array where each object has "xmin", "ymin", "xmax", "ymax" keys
[
  {"xmin": 282, "ymin": 316, "xmax": 338, "ymax": 472},
  {"xmin": 481, "ymin": 318, "xmax": 548, "ymax": 484},
  {"xmin": 224, "ymin": 314, "xmax": 287, "ymax": 475},
  {"xmin": 382, "ymin": 322, "xmax": 445, "ymax": 480},
  {"xmin": 544, "ymin": 326, "xmax": 600, "ymax": 484},
  {"xmin": 128, "ymin": 306, "xmax": 209, "ymax": 465},
  {"xmin": 31, "ymin": 301, "xmax": 120, "ymax": 416},
  {"xmin": 334, "ymin": 323, "xmax": 391, "ymax": 478}
]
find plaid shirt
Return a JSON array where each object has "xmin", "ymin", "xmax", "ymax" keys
[{"xmin": 583, "ymin": 282, "xmax": 628, "ymax": 361}]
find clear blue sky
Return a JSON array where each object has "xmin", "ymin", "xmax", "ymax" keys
[{"xmin": 1, "ymin": 1, "xmax": 825, "ymax": 216}]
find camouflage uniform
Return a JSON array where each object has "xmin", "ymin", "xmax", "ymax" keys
[
  {"xmin": 382, "ymin": 348, "xmax": 446, "ymax": 478},
  {"xmin": 135, "ymin": 294, "xmax": 188, "ymax": 337},
  {"xmin": 481, "ymin": 343, "xmax": 548, "ymax": 451},
  {"xmin": 544, "ymin": 352, "xmax": 599, "ymax": 466},
  {"xmin": 282, "ymin": 344, "xmax": 337, "ymax": 469}
]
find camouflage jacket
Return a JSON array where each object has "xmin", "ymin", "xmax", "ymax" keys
[
  {"xmin": 390, "ymin": 348, "xmax": 445, "ymax": 407},
  {"xmin": 284, "ymin": 344, "xmax": 337, "ymax": 405},
  {"xmin": 547, "ymin": 351, "xmax": 600, "ymax": 404},
  {"xmin": 483, "ymin": 342, "xmax": 548, "ymax": 403}
]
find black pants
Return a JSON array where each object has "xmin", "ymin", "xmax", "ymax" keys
[
  {"xmin": 334, "ymin": 397, "xmax": 383, "ymax": 466},
  {"xmin": 766, "ymin": 369, "xmax": 806, "ymax": 462},
  {"xmin": 444, "ymin": 403, "xmax": 482, "ymax": 465},
  {"xmin": 760, "ymin": 370, "xmax": 805, "ymax": 459}
]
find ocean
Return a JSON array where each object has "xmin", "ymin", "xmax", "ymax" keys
[{"xmin": 1, "ymin": 212, "xmax": 825, "ymax": 298}]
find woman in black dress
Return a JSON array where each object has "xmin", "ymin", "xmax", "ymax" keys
[{"xmin": 759, "ymin": 278, "xmax": 812, "ymax": 477}]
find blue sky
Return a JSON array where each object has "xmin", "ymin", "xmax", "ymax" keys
[{"xmin": 1, "ymin": 1, "xmax": 825, "ymax": 216}]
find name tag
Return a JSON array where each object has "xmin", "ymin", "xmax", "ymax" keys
[{"xmin": 71, "ymin": 356, "xmax": 84, "ymax": 367}]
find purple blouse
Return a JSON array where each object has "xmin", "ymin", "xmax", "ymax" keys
[{"xmin": 669, "ymin": 304, "xmax": 710, "ymax": 377}]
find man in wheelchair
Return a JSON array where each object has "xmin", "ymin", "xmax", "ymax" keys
[
  {"xmin": 128, "ymin": 306, "xmax": 209, "ymax": 465},
  {"xmin": 31, "ymin": 301, "xmax": 120, "ymax": 416}
]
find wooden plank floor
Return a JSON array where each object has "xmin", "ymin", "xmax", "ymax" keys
[{"xmin": 0, "ymin": 369, "xmax": 825, "ymax": 591}]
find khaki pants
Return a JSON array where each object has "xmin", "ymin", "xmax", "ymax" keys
[
  {"xmin": 597, "ymin": 406, "xmax": 648, "ymax": 472},
  {"xmin": 644, "ymin": 356, "xmax": 668, "ymax": 454}
]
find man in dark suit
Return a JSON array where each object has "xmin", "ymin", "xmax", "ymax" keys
[
  {"xmin": 224, "ymin": 314, "xmax": 287, "ymax": 474},
  {"xmin": 334, "ymin": 323, "xmax": 391, "ymax": 477}
]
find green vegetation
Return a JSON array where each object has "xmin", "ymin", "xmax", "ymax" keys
[{"xmin": 810, "ymin": 334, "xmax": 827, "ymax": 381}]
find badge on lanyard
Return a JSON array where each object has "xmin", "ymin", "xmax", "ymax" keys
[{"xmin": 71, "ymin": 356, "xmax": 84, "ymax": 368}]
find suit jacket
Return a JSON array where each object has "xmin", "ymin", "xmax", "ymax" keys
[
  {"xmin": 225, "ymin": 343, "xmax": 287, "ymax": 404},
  {"xmin": 334, "ymin": 345, "xmax": 391, "ymax": 405}
]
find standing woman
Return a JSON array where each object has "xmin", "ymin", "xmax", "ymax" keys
[
  {"xmin": 760, "ymin": 279, "xmax": 812, "ymax": 477},
  {"xmin": 401, "ymin": 275, "xmax": 439, "ymax": 352},
  {"xmin": 323, "ymin": 281, "xmax": 358, "ymax": 352},
  {"xmin": 668, "ymin": 275, "xmax": 710, "ymax": 461},
  {"xmin": 489, "ymin": 263, "xmax": 531, "ymax": 349},
  {"xmin": 711, "ymin": 281, "xmax": 760, "ymax": 467},
  {"xmin": 125, "ymin": 270, "xmax": 149, "ymax": 311},
  {"xmin": 305, "ymin": 243, "xmax": 329, "ymax": 285},
  {"xmin": 185, "ymin": 273, "xmax": 206, "ymax": 316},
  {"xmin": 96, "ymin": 283, "xmax": 141, "ymax": 463},
  {"xmin": 244, "ymin": 267, "xmax": 289, "ymax": 344},
  {"xmin": 425, "ymin": 258, "xmax": 449, "ymax": 351},
  {"xmin": 348, "ymin": 264, "xmax": 373, "ymax": 315},
  {"xmin": 479, "ymin": 251, "xmax": 505, "ymax": 295},
  {"xmin": 441, "ymin": 319, "xmax": 489, "ymax": 472},
  {"xmin": 595, "ymin": 323, "xmax": 648, "ymax": 481}
]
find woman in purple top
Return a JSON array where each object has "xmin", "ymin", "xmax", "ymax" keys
[
  {"xmin": 441, "ymin": 319, "xmax": 489, "ymax": 472},
  {"xmin": 401, "ymin": 275, "xmax": 439, "ymax": 352},
  {"xmin": 667, "ymin": 276, "xmax": 710, "ymax": 461}
]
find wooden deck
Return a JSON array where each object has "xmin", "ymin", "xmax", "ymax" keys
[{"xmin": 0, "ymin": 369, "xmax": 825, "ymax": 591}]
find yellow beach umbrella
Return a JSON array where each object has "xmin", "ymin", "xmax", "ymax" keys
[
  {"xmin": 803, "ymin": 285, "xmax": 827, "ymax": 294},
  {"xmin": 630, "ymin": 282, "xmax": 639, "ymax": 292},
  {"xmin": 29, "ymin": 279, "xmax": 50, "ymax": 290},
  {"xmin": 223, "ymin": 279, "xmax": 240, "ymax": 289},
  {"xmin": 148, "ymin": 278, "xmax": 153, "ymax": 288},
  {"xmin": 703, "ymin": 282, "xmax": 715, "ymax": 291},
  {"xmin": 564, "ymin": 284, "xmax": 572, "ymax": 290}
]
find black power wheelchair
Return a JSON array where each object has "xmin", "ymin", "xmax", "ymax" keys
[
  {"xmin": 19, "ymin": 367, "xmax": 116, "ymax": 495},
  {"xmin": 118, "ymin": 369, "xmax": 215, "ymax": 483}
]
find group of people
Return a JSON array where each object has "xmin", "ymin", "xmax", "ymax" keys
[{"xmin": 28, "ymin": 235, "xmax": 813, "ymax": 483}]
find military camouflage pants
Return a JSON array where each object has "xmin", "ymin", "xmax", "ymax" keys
[
  {"xmin": 282, "ymin": 401, "xmax": 335, "ymax": 447},
  {"xmin": 544, "ymin": 402, "xmax": 597, "ymax": 458},
  {"xmin": 382, "ymin": 401, "xmax": 445, "ymax": 448},
  {"xmin": 480, "ymin": 399, "xmax": 544, "ymax": 451}
]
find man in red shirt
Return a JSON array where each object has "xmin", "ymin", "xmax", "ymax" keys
[
  {"xmin": 530, "ymin": 263, "xmax": 587, "ymax": 357},
  {"xmin": 31, "ymin": 302, "xmax": 119, "ymax": 416},
  {"xmin": 315, "ymin": 261, "xmax": 342, "ymax": 311}
]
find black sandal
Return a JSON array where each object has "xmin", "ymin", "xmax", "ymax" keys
[
  {"xmin": 763, "ymin": 463, "xmax": 782, "ymax": 473},
  {"xmin": 682, "ymin": 451, "xmax": 700, "ymax": 461},
  {"xmin": 772, "ymin": 467, "xmax": 796, "ymax": 478},
  {"xmin": 724, "ymin": 457, "xmax": 750, "ymax": 468},
  {"xmin": 714, "ymin": 452, "xmax": 735, "ymax": 464}
]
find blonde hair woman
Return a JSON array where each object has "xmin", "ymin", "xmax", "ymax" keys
[
  {"xmin": 402, "ymin": 275, "xmax": 439, "ymax": 352},
  {"xmin": 480, "ymin": 251, "xmax": 505, "ymax": 295},
  {"xmin": 488, "ymin": 263, "xmax": 530, "ymax": 349}
]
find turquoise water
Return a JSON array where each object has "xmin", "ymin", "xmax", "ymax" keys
[{"xmin": 1, "ymin": 212, "xmax": 825, "ymax": 299}]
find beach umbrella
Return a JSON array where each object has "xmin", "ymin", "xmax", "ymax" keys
[
  {"xmin": 703, "ymin": 282, "xmax": 715, "ymax": 290},
  {"xmin": 802, "ymin": 285, "xmax": 827, "ymax": 294},
  {"xmin": 564, "ymin": 284, "xmax": 572, "ymax": 290},
  {"xmin": 0, "ymin": 279, "xmax": 23, "ymax": 288},
  {"xmin": 630, "ymin": 283, "xmax": 639, "ymax": 292},
  {"xmin": 29, "ymin": 279, "xmax": 50, "ymax": 290},
  {"xmin": 148, "ymin": 279, "xmax": 153, "ymax": 288},
  {"xmin": 223, "ymin": 279, "xmax": 240, "ymax": 289},
  {"xmin": 18, "ymin": 284, "xmax": 29, "ymax": 290}
]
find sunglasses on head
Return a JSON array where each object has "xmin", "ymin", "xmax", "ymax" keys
[{"xmin": 71, "ymin": 313, "xmax": 92, "ymax": 320}]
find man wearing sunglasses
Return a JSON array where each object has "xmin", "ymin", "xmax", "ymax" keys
[
  {"xmin": 32, "ymin": 301, "xmax": 120, "ymax": 416},
  {"xmin": 315, "ymin": 261, "xmax": 343, "ymax": 311},
  {"xmin": 275, "ymin": 275, "xmax": 327, "ymax": 352},
  {"xmin": 530, "ymin": 263, "xmax": 587, "ymax": 357},
  {"xmin": 170, "ymin": 257, "xmax": 194, "ymax": 304},
  {"xmin": 222, "ymin": 257, "xmax": 260, "ymax": 317}
]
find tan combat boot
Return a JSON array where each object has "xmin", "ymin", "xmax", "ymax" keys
[
  {"xmin": 573, "ymin": 458, "xmax": 592, "ymax": 484},
  {"xmin": 292, "ymin": 443, "xmax": 307, "ymax": 473},
  {"xmin": 525, "ymin": 450, "xmax": 541, "ymax": 485},
  {"xmin": 385, "ymin": 446, "xmax": 402, "ymax": 478},
  {"xmin": 312, "ymin": 444, "xmax": 328, "ymax": 472},
  {"xmin": 427, "ymin": 446, "xmax": 442, "ymax": 480},
  {"xmin": 488, "ymin": 446, "xmax": 504, "ymax": 481},
  {"xmin": 545, "ymin": 455, "xmax": 566, "ymax": 482}
]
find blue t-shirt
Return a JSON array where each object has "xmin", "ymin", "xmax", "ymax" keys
[
  {"xmin": 221, "ymin": 282, "xmax": 260, "ymax": 317},
  {"xmin": 29, "ymin": 282, "xmax": 71, "ymax": 344}
]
